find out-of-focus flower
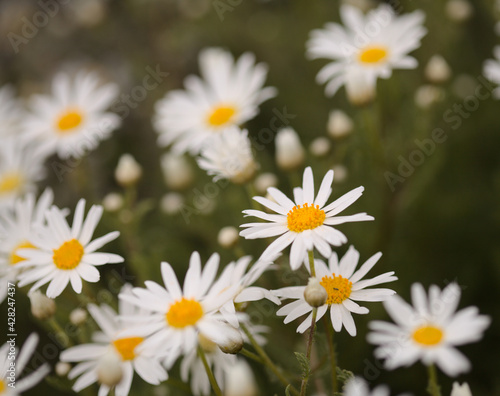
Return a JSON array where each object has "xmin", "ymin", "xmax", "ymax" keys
[
  {"xmin": 60, "ymin": 286, "xmax": 168, "ymax": 395},
  {"xmin": 102, "ymin": 193, "xmax": 124, "ymax": 212},
  {"xmin": 425, "ymin": 55, "xmax": 452, "ymax": 83},
  {"xmin": 343, "ymin": 376, "xmax": 397, "ymax": 396},
  {"xmin": 275, "ymin": 246, "xmax": 396, "ymax": 336},
  {"xmin": 17, "ymin": 199, "xmax": 123, "ymax": 298},
  {"xmin": 69, "ymin": 308, "xmax": 88, "ymax": 326},
  {"xmin": 224, "ymin": 358, "xmax": 258, "ymax": 396},
  {"xmin": 309, "ymin": 137, "xmax": 331, "ymax": 157},
  {"xmin": 161, "ymin": 152, "xmax": 195, "ymax": 190},
  {"xmin": 254, "ymin": 173, "xmax": 278, "ymax": 195},
  {"xmin": 275, "ymin": 127, "xmax": 305, "ymax": 171},
  {"xmin": 327, "ymin": 110, "xmax": 354, "ymax": 139},
  {"xmin": 55, "ymin": 362, "xmax": 71, "ymax": 377},
  {"xmin": 0, "ymin": 334, "xmax": 51, "ymax": 394},
  {"xmin": 217, "ymin": 226, "xmax": 239, "ymax": 249},
  {"xmin": 22, "ymin": 71, "xmax": 121, "ymax": 159},
  {"xmin": 483, "ymin": 46, "xmax": 500, "ymax": 99},
  {"xmin": 160, "ymin": 192, "xmax": 185, "ymax": 215},
  {"xmin": 0, "ymin": 85, "xmax": 24, "ymax": 138},
  {"xmin": 445, "ymin": 0, "xmax": 473, "ymax": 22},
  {"xmin": 29, "ymin": 290, "xmax": 56, "ymax": 320},
  {"xmin": 451, "ymin": 382, "xmax": 472, "ymax": 396},
  {"xmin": 414, "ymin": 85, "xmax": 445, "ymax": 109},
  {"xmin": 331, "ymin": 164, "xmax": 348, "ymax": 183},
  {"xmin": 115, "ymin": 154, "xmax": 142, "ymax": 187},
  {"xmin": 240, "ymin": 167, "xmax": 373, "ymax": 270},
  {"xmin": 368, "ymin": 283, "xmax": 491, "ymax": 376},
  {"xmin": 306, "ymin": 5, "xmax": 426, "ymax": 101},
  {"xmin": 197, "ymin": 127, "xmax": 257, "ymax": 184},
  {"xmin": 154, "ymin": 47, "xmax": 277, "ymax": 155}
]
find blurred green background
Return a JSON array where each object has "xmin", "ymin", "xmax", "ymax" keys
[{"xmin": 1, "ymin": 0, "xmax": 499, "ymax": 395}]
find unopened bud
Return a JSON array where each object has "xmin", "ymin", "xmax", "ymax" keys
[
  {"xmin": 160, "ymin": 192, "xmax": 184, "ymax": 215},
  {"xmin": 445, "ymin": 0, "xmax": 473, "ymax": 22},
  {"xmin": 304, "ymin": 277, "xmax": 327, "ymax": 308},
  {"xmin": 275, "ymin": 128, "xmax": 305, "ymax": 171},
  {"xmin": 309, "ymin": 137, "xmax": 331, "ymax": 157},
  {"xmin": 218, "ymin": 226, "xmax": 239, "ymax": 249},
  {"xmin": 218, "ymin": 327, "xmax": 244, "ymax": 355},
  {"xmin": 29, "ymin": 290, "xmax": 56, "ymax": 320},
  {"xmin": 451, "ymin": 382, "xmax": 472, "ymax": 396},
  {"xmin": 69, "ymin": 308, "xmax": 88, "ymax": 326},
  {"xmin": 55, "ymin": 362, "xmax": 71, "ymax": 377},
  {"xmin": 115, "ymin": 154, "xmax": 142, "ymax": 187},
  {"xmin": 327, "ymin": 110, "xmax": 354, "ymax": 139},
  {"xmin": 425, "ymin": 55, "xmax": 451, "ymax": 83},
  {"xmin": 97, "ymin": 350, "xmax": 123, "ymax": 387},
  {"xmin": 254, "ymin": 173, "xmax": 278, "ymax": 194},
  {"xmin": 161, "ymin": 153, "xmax": 194, "ymax": 190},
  {"xmin": 414, "ymin": 85, "xmax": 445, "ymax": 109},
  {"xmin": 102, "ymin": 193, "xmax": 123, "ymax": 212},
  {"xmin": 332, "ymin": 165, "xmax": 348, "ymax": 183}
]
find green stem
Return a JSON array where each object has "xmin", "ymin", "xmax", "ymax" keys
[
  {"xmin": 426, "ymin": 364, "xmax": 441, "ymax": 396},
  {"xmin": 323, "ymin": 317, "xmax": 338, "ymax": 393},
  {"xmin": 308, "ymin": 250, "xmax": 316, "ymax": 277},
  {"xmin": 245, "ymin": 183, "xmax": 261, "ymax": 211},
  {"xmin": 299, "ymin": 308, "xmax": 318, "ymax": 396},
  {"xmin": 47, "ymin": 318, "xmax": 70, "ymax": 348},
  {"xmin": 198, "ymin": 347, "xmax": 222, "ymax": 396},
  {"xmin": 239, "ymin": 348, "xmax": 263, "ymax": 364},
  {"xmin": 240, "ymin": 323, "xmax": 299, "ymax": 396}
]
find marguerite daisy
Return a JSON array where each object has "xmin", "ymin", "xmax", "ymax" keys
[
  {"xmin": 0, "ymin": 189, "xmax": 54, "ymax": 303},
  {"xmin": 240, "ymin": 166, "xmax": 373, "ymax": 270},
  {"xmin": 197, "ymin": 126, "xmax": 257, "ymax": 184},
  {"xmin": 306, "ymin": 5, "xmax": 426, "ymax": 101},
  {"xmin": 483, "ymin": 46, "xmax": 500, "ymax": 99},
  {"xmin": 22, "ymin": 70, "xmax": 121, "ymax": 159},
  {"xmin": 16, "ymin": 199, "xmax": 123, "ymax": 298},
  {"xmin": 119, "ymin": 252, "xmax": 241, "ymax": 367},
  {"xmin": 368, "ymin": 282, "xmax": 491, "ymax": 376},
  {"xmin": 60, "ymin": 285, "xmax": 168, "ymax": 396},
  {"xmin": 0, "ymin": 333, "xmax": 51, "ymax": 395},
  {"xmin": 275, "ymin": 246, "xmax": 396, "ymax": 336},
  {"xmin": 154, "ymin": 47, "xmax": 277, "ymax": 155}
]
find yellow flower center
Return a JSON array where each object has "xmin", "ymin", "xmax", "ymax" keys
[
  {"xmin": 10, "ymin": 241, "xmax": 35, "ymax": 265},
  {"xmin": 166, "ymin": 297, "xmax": 204, "ymax": 328},
  {"xmin": 412, "ymin": 325, "xmax": 444, "ymax": 346},
  {"xmin": 287, "ymin": 204, "xmax": 326, "ymax": 233},
  {"xmin": 56, "ymin": 110, "xmax": 83, "ymax": 133},
  {"xmin": 207, "ymin": 105, "xmax": 236, "ymax": 127},
  {"xmin": 0, "ymin": 379, "xmax": 5, "ymax": 393},
  {"xmin": 112, "ymin": 337, "xmax": 144, "ymax": 361},
  {"xmin": 358, "ymin": 46, "xmax": 389, "ymax": 64},
  {"xmin": 320, "ymin": 274, "xmax": 352, "ymax": 305},
  {"xmin": 53, "ymin": 239, "xmax": 84, "ymax": 270},
  {"xmin": 0, "ymin": 172, "xmax": 23, "ymax": 194}
]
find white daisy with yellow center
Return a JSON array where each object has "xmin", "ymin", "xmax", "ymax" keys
[
  {"xmin": 368, "ymin": 283, "xmax": 491, "ymax": 377},
  {"xmin": 0, "ymin": 334, "xmax": 50, "ymax": 395},
  {"xmin": 22, "ymin": 71, "xmax": 121, "ymax": 159},
  {"xmin": 275, "ymin": 246, "xmax": 396, "ymax": 336},
  {"xmin": 154, "ymin": 47, "xmax": 277, "ymax": 155},
  {"xmin": 240, "ymin": 166, "xmax": 374, "ymax": 270},
  {"xmin": 306, "ymin": 5, "xmax": 426, "ymax": 100},
  {"xmin": 16, "ymin": 199, "xmax": 123, "ymax": 298},
  {"xmin": 0, "ymin": 189, "xmax": 53, "ymax": 303},
  {"xmin": 118, "ymin": 252, "xmax": 241, "ymax": 367},
  {"xmin": 60, "ymin": 285, "xmax": 168, "ymax": 396}
]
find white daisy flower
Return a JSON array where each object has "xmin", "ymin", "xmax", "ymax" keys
[
  {"xmin": 275, "ymin": 246, "xmax": 396, "ymax": 336},
  {"xmin": 0, "ymin": 138, "xmax": 49, "ymax": 210},
  {"xmin": 197, "ymin": 126, "xmax": 257, "ymax": 185},
  {"xmin": 0, "ymin": 86, "xmax": 24, "ymax": 138},
  {"xmin": 22, "ymin": 70, "xmax": 121, "ymax": 159},
  {"xmin": 16, "ymin": 199, "xmax": 123, "ymax": 298},
  {"xmin": 60, "ymin": 285, "xmax": 168, "ymax": 396},
  {"xmin": 240, "ymin": 166, "xmax": 374, "ymax": 270},
  {"xmin": 0, "ymin": 189, "xmax": 54, "ymax": 303},
  {"xmin": 306, "ymin": 5, "xmax": 426, "ymax": 100},
  {"xmin": 0, "ymin": 333, "xmax": 51, "ymax": 395},
  {"xmin": 154, "ymin": 47, "xmax": 277, "ymax": 155},
  {"xmin": 483, "ymin": 46, "xmax": 500, "ymax": 99},
  {"xmin": 119, "ymin": 252, "xmax": 242, "ymax": 367},
  {"xmin": 343, "ymin": 376, "xmax": 408, "ymax": 396},
  {"xmin": 368, "ymin": 282, "xmax": 491, "ymax": 377}
]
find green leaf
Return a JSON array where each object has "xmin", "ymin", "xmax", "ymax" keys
[
  {"xmin": 336, "ymin": 366, "xmax": 354, "ymax": 384},
  {"xmin": 294, "ymin": 352, "xmax": 311, "ymax": 378},
  {"xmin": 285, "ymin": 384, "xmax": 292, "ymax": 396}
]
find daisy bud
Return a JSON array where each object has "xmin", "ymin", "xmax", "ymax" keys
[
  {"xmin": 345, "ymin": 69, "xmax": 375, "ymax": 106},
  {"xmin": 102, "ymin": 193, "xmax": 124, "ymax": 212},
  {"xmin": 327, "ymin": 110, "xmax": 354, "ymax": 139},
  {"xmin": 304, "ymin": 277, "xmax": 327, "ymax": 308},
  {"xmin": 445, "ymin": 0, "xmax": 473, "ymax": 22},
  {"xmin": 161, "ymin": 152, "xmax": 194, "ymax": 190},
  {"xmin": 218, "ymin": 327, "xmax": 244, "ymax": 355},
  {"xmin": 309, "ymin": 137, "xmax": 331, "ymax": 157},
  {"xmin": 160, "ymin": 192, "xmax": 185, "ymax": 215},
  {"xmin": 254, "ymin": 172, "xmax": 278, "ymax": 194},
  {"xmin": 217, "ymin": 226, "xmax": 239, "ymax": 249},
  {"xmin": 332, "ymin": 164, "xmax": 348, "ymax": 183},
  {"xmin": 97, "ymin": 350, "xmax": 123, "ymax": 387},
  {"xmin": 225, "ymin": 359, "xmax": 258, "ymax": 396},
  {"xmin": 29, "ymin": 290, "xmax": 56, "ymax": 320},
  {"xmin": 55, "ymin": 362, "xmax": 71, "ymax": 377},
  {"xmin": 115, "ymin": 154, "xmax": 142, "ymax": 187},
  {"xmin": 451, "ymin": 382, "xmax": 472, "ymax": 396},
  {"xmin": 275, "ymin": 128, "xmax": 305, "ymax": 171},
  {"xmin": 425, "ymin": 55, "xmax": 451, "ymax": 83},
  {"xmin": 414, "ymin": 85, "xmax": 445, "ymax": 109},
  {"xmin": 69, "ymin": 308, "xmax": 88, "ymax": 326}
]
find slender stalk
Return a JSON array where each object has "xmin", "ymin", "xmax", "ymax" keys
[
  {"xmin": 323, "ymin": 317, "xmax": 338, "ymax": 393},
  {"xmin": 240, "ymin": 323, "xmax": 300, "ymax": 396},
  {"xmin": 239, "ymin": 347, "xmax": 263, "ymax": 364},
  {"xmin": 245, "ymin": 183, "xmax": 261, "ymax": 211},
  {"xmin": 198, "ymin": 346, "xmax": 222, "ymax": 396},
  {"xmin": 308, "ymin": 250, "xmax": 316, "ymax": 277},
  {"xmin": 299, "ymin": 308, "xmax": 318, "ymax": 396},
  {"xmin": 47, "ymin": 318, "xmax": 70, "ymax": 347},
  {"xmin": 426, "ymin": 364, "xmax": 441, "ymax": 396}
]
